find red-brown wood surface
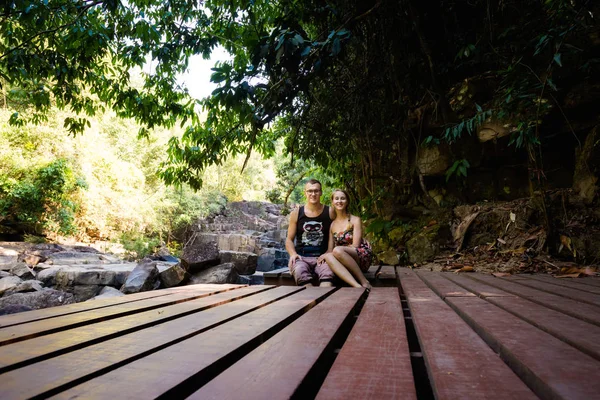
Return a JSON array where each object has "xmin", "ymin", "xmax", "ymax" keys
[
  {"xmin": 416, "ymin": 270, "xmax": 477, "ymax": 298},
  {"xmin": 469, "ymin": 274, "xmax": 600, "ymax": 326},
  {"xmin": 437, "ymin": 274, "xmax": 600, "ymax": 361},
  {"xmin": 521, "ymin": 274, "xmax": 600, "ymax": 295},
  {"xmin": 447, "ymin": 297, "xmax": 600, "ymax": 400},
  {"xmin": 0, "ymin": 285, "xmax": 272, "ymax": 372},
  {"xmin": 400, "ymin": 271, "xmax": 537, "ymax": 400},
  {"xmin": 0, "ymin": 285, "xmax": 245, "ymax": 345},
  {"xmin": 442, "ymin": 273, "xmax": 516, "ymax": 297},
  {"xmin": 188, "ymin": 288, "xmax": 365, "ymax": 400},
  {"xmin": 51, "ymin": 286, "xmax": 335, "ymax": 399},
  {"xmin": 0, "ymin": 284, "xmax": 244, "ymax": 329},
  {"xmin": 316, "ymin": 288, "xmax": 416, "ymax": 400},
  {"xmin": 0, "ymin": 286, "xmax": 302, "ymax": 399},
  {"xmin": 502, "ymin": 277, "xmax": 600, "ymax": 306}
]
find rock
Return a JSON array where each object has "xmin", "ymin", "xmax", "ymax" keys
[
  {"xmin": 219, "ymin": 251, "xmax": 258, "ymax": 275},
  {"xmin": 417, "ymin": 144, "xmax": 451, "ymax": 176},
  {"xmin": 217, "ymin": 233, "xmax": 256, "ymax": 253},
  {"xmin": 0, "ymin": 276, "xmax": 23, "ymax": 296},
  {"xmin": 191, "ymin": 262, "xmax": 239, "ymax": 284},
  {"xmin": 249, "ymin": 271, "xmax": 265, "ymax": 285},
  {"xmin": 37, "ymin": 267, "xmax": 61, "ymax": 286},
  {"xmin": 4, "ymin": 280, "xmax": 43, "ymax": 295},
  {"xmin": 0, "ymin": 304, "xmax": 34, "ymax": 315},
  {"xmin": 0, "ymin": 271, "xmax": 10, "ymax": 278},
  {"xmin": 181, "ymin": 233, "xmax": 220, "ymax": 272},
  {"xmin": 256, "ymin": 248, "xmax": 289, "ymax": 272},
  {"xmin": 71, "ymin": 285, "xmax": 101, "ymax": 302},
  {"xmin": 378, "ymin": 250, "xmax": 400, "ymax": 266},
  {"xmin": 407, "ymin": 233, "xmax": 439, "ymax": 264},
  {"xmin": 54, "ymin": 267, "xmax": 117, "ymax": 287},
  {"xmin": 91, "ymin": 286, "xmax": 125, "ymax": 300},
  {"xmin": 22, "ymin": 254, "xmax": 45, "ymax": 266},
  {"xmin": 46, "ymin": 251, "xmax": 104, "ymax": 265},
  {"xmin": 159, "ymin": 263, "xmax": 189, "ymax": 288},
  {"xmin": 0, "ymin": 288, "xmax": 75, "ymax": 310},
  {"xmin": 10, "ymin": 263, "xmax": 35, "ymax": 280},
  {"xmin": 121, "ymin": 260, "xmax": 159, "ymax": 294},
  {"xmin": 236, "ymin": 275, "xmax": 252, "ymax": 285},
  {"xmin": 0, "ymin": 255, "xmax": 18, "ymax": 269},
  {"xmin": 99, "ymin": 254, "xmax": 124, "ymax": 263}
]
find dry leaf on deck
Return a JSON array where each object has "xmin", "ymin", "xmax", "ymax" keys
[
  {"xmin": 556, "ymin": 273, "xmax": 581, "ymax": 278},
  {"xmin": 492, "ymin": 272, "xmax": 511, "ymax": 277},
  {"xmin": 455, "ymin": 266, "xmax": 474, "ymax": 273}
]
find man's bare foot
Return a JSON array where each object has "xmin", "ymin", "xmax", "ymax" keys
[
  {"xmin": 303, "ymin": 282, "xmax": 315, "ymax": 287},
  {"xmin": 319, "ymin": 281, "xmax": 333, "ymax": 287},
  {"xmin": 362, "ymin": 282, "xmax": 372, "ymax": 292}
]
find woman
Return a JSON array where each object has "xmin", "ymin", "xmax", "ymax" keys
[{"xmin": 318, "ymin": 189, "xmax": 373, "ymax": 290}]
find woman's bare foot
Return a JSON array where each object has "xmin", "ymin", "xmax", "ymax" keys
[{"xmin": 361, "ymin": 282, "xmax": 372, "ymax": 292}]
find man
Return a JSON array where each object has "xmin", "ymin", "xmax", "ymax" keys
[{"xmin": 285, "ymin": 179, "xmax": 336, "ymax": 286}]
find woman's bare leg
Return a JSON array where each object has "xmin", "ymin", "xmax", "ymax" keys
[
  {"xmin": 323, "ymin": 253, "xmax": 361, "ymax": 287},
  {"xmin": 332, "ymin": 247, "xmax": 371, "ymax": 289}
]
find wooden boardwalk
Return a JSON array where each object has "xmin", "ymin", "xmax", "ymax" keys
[{"xmin": 1, "ymin": 269, "xmax": 600, "ymax": 399}]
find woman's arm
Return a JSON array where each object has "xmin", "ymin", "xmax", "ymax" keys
[{"xmin": 351, "ymin": 216, "xmax": 363, "ymax": 247}]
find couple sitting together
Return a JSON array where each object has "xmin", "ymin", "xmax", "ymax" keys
[{"xmin": 285, "ymin": 179, "xmax": 373, "ymax": 290}]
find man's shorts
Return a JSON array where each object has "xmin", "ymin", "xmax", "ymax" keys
[{"xmin": 290, "ymin": 256, "xmax": 335, "ymax": 285}]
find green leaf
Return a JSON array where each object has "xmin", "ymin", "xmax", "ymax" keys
[{"xmin": 553, "ymin": 53, "xmax": 562, "ymax": 67}]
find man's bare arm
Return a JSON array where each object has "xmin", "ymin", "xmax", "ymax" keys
[{"xmin": 285, "ymin": 207, "xmax": 300, "ymax": 268}]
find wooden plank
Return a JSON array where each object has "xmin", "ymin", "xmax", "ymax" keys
[
  {"xmin": 416, "ymin": 270, "xmax": 476, "ymax": 298},
  {"xmin": 0, "ymin": 285, "xmax": 243, "ymax": 345},
  {"xmin": 316, "ymin": 288, "xmax": 417, "ymax": 400},
  {"xmin": 469, "ymin": 274, "xmax": 600, "ymax": 326},
  {"xmin": 447, "ymin": 296, "xmax": 600, "ymax": 400},
  {"xmin": 443, "ymin": 273, "xmax": 516, "ymax": 297},
  {"xmin": 51, "ymin": 287, "xmax": 337, "ymax": 399},
  {"xmin": 0, "ymin": 286, "xmax": 304, "ymax": 400},
  {"xmin": 188, "ymin": 288, "xmax": 365, "ymax": 400},
  {"xmin": 0, "ymin": 286, "xmax": 273, "ymax": 372},
  {"xmin": 502, "ymin": 277, "xmax": 600, "ymax": 306},
  {"xmin": 0, "ymin": 283, "xmax": 244, "ymax": 328},
  {"xmin": 438, "ymin": 273, "xmax": 600, "ymax": 362},
  {"xmin": 521, "ymin": 274, "xmax": 600, "ymax": 295},
  {"xmin": 401, "ymin": 271, "xmax": 536, "ymax": 399}
]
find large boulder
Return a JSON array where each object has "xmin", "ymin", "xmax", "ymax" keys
[
  {"xmin": 159, "ymin": 263, "xmax": 189, "ymax": 288},
  {"xmin": 46, "ymin": 251, "xmax": 105, "ymax": 265},
  {"xmin": 181, "ymin": 233, "xmax": 220, "ymax": 272},
  {"xmin": 217, "ymin": 233, "xmax": 256, "ymax": 253},
  {"xmin": 0, "ymin": 288, "xmax": 75, "ymax": 310},
  {"xmin": 4, "ymin": 280, "xmax": 43, "ymax": 296},
  {"xmin": 91, "ymin": 286, "xmax": 125, "ymax": 300},
  {"xmin": 37, "ymin": 267, "xmax": 62, "ymax": 286},
  {"xmin": 406, "ymin": 233, "xmax": 439, "ymax": 264},
  {"xmin": 54, "ymin": 267, "xmax": 117, "ymax": 287},
  {"xmin": 10, "ymin": 263, "xmax": 35, "ymax": 280},
  {"xmin": 0, "ymin": 276, "xmax": 23, "ymax": 296},
  {"xmin": 121, "ymin": 260, "xmax": 159, "ymax": 294},
  {"xmin": 191, "ymin": 263, "xmax": 239, "ymax": 284},
  {"xmin": 219, "ymin": 251, "xmax": 258, "ymax": 275},
  {"xmin": 256, "ymin": 248, "xmax": 289, "ymax": 272},
  {"xmin": 71, "ymin": 285, "xmax": 101, "ymax": 302}
]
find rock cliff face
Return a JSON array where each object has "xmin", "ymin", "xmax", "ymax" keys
[
  {"xmin": 181, "ymin": 201, "xmax": 289, "ymax": 286},
  {"xmin": 0, "ymin": 201, "xmax": 290, "ymax": 315}
]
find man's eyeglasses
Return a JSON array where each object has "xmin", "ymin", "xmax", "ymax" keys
[{"xmin": 305, "ymin": 190, "xmax": 322, "ymax": 194}]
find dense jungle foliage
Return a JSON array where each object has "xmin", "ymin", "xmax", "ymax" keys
[{"xmin": 1, "ymin": 0, "xmax": 599, "ymax": 252}]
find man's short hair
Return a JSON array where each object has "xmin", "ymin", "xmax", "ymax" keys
[{"xmin": 306, "ymin": 178, "xmax": 322, "ymax": 188}]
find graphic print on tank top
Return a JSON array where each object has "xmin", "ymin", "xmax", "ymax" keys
[{"xmin": 302, "ymin": 220, "xmax": 324, "ymax": 247}]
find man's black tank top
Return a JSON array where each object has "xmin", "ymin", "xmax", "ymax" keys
[{"xmin": 295, "ymin": 205, "xmax": 332, "ymax": 256}]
